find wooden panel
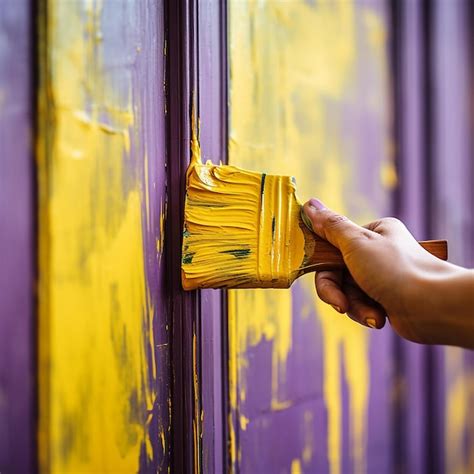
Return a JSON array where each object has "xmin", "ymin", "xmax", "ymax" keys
[
  {"xmin": 431, "ymin": 1, "xmax": 474, "ymax": 472},
  {"xmin": 0, "ymin": 2, "xmax": 35, "ymax": 472},
  {"xmin": 228, "ymin": 1, "xmax": 394, "ymax": 472},
  {"xmin": 391, "ymin": 1, "xmax": 430, "ymax": 472},
  {"xmin": 197, "ymin": 1, "xmax": 228, "ymax": 472},
  {"xmin": 37, "ymin": 1, "xmax": 170, "ymax": 471}
]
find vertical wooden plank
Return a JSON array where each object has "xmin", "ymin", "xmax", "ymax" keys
[
  {"xmin": 431, "ymin": 1, "xmax": 474, "ymax": 472},
  {"xmin": 166, "ymin": 1, "xmax": 229, "ymax": 471},
  {"xmin": 0, "ymin": 2, "xmax": 35, "ymax": 472},
  {"xmin": 165, "ymin": 0, "xmax": 202, "ymax": 471},
  {"xmin": 197, "ymin": 1, "xmax": 228, "ymax": 472},
  {"xmin": 228, "ymin": 1, "xmax": 394, "ymax": 473},
  {"xmin": 38, "ymin": 1, "xmax": 170, "ymax": 471},
  {"xmin": 391, "ymin": 1, "xmax": 430, "ymax": 472}
]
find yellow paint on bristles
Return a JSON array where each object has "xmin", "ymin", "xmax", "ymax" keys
[
  {"xmin": 183, "ymin": 123, "xmax": 306, "ymax": 290},
  {"xmin": 181, "ymin": 152, "xmax": 306, "ymax": 289}
]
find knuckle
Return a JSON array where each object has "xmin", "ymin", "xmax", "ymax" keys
[
  {"xmin": 359, "ymin": 229, "xmax": 378, "ymax": 240},
  {"xmin": 316, "ymin": 279, "xmax": 330, "ymax": 296},
  {"xmin": 315, "ymin": 279, "xmax": 333, "ymax": 301},
  {"xmin": 381, "ymin": 217, "xmax": 402, "ymax": 228},
  {"xmin": 325, "ymin": 213, "xmax": 348, "ymax": 228},
  {"xmin": 378, "ymin": 217, "xmax": 409, "ymax": 236}
]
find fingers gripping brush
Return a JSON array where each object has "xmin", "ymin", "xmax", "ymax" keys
[{"xmin": 181, "ymin": 157, "xmax": 448, "ymax": 290}]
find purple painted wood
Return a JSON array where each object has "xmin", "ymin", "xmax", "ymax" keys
[
  {"xmin": 392, "ymin": 1, "xmax": 430, "ymax": 472},
  {"xmin": 0, "ymin": 3, "xmax": 35, "ymax": 472},
  {"xmin": 165, "ymin": 0, "xmax": 201, "ymax": 471},
  {"xmin": 432, "ymin": 0, "xmax": 472, "ymax": 267},
  {"xmin": 395, "ymin": 2, "xmax": 474, "ymax": 472},
  {"xmin": 197, "ymin": 1, "xmax": 228, "ymax": 472},
  {"xmin": 126, "ymin": 2, "xmax": 171, "ymax": 470},
  {"xmin": 167, "ymin": 1, "xmax": 229, "ymax": 470},
  {"xmin": 430, "ymin": 1, "xmax": 473, "ymax": 472}
]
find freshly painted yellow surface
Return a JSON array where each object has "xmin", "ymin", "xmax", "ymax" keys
[
  {"xmin": 182, "ymin": 154, "xmax": 305, "ymax": 289},
  {"xmin": 228, "ymin": 1, "xmax": 389, "ymax": 473},
  {"xmin": 38, "ymin": 2, "xmax": 158, "ymax": 472}
]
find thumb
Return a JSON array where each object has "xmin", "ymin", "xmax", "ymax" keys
[{"xmin": 302, "ymin": 198, "xmax": 369, "ymax": 252}]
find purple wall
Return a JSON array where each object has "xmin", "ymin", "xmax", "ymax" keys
[
  {"xmin": 430, "ymin": 1, "xmax": 474, "ymax": 472},
  {"xmin": 392, "ymin": 1, "xmax": 431, "ymax": 472},
  {"xmin": 0, "ymin": 2, "xmax": 35, "ymax": 472},
  {"xmin": 394, "ymin": 1, "xmax": 474, "ymax": 473},
  {"xmin": 0, "ymin": 1, "xmax": 472, "ymax": 472}
]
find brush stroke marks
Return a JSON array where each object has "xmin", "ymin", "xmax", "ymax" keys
[
  {"xmin": 38, "ymin": 1, "xmax": 169, "ymax": 472},
  {"xmin": 182, "ymin": 146, "xmax": 305, "ymax": 289},
  {"xmin": 228, "ymin": 1, "xmax": 392, "ymax": 473}
]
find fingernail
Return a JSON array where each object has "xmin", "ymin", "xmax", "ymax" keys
[
  {"xmin": 308, "ymin": 198, "xmax": 326, "ymax": 211},
  {"xmin": 331, "ymin": 304, "xmax": 343, "ymax": 314},
  {"xmin": 300, "ymin": 208, "xmax": 314, "ymax": 231},
  {"xmin": 365, "ymin": 318, "xmax": 377, "ymax": 329}
]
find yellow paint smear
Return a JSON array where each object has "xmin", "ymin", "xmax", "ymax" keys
[
  {"xmin": 228, "ymin": 1, "xmax": 389, "ymax": 473},
  {"xmin": 38, "ymin": 1, "xmax": 158, "ymax": 472},
  {"xmin": 444, "ymin": 348, "xmax": 474, "ymax": 474},
  {"xmin": 182, "ymin": 156, "xmax": 305, "ymax": 289},
  {"xmin": 291, "ymin": 458, "xmax": 302, "ymax": 474}
]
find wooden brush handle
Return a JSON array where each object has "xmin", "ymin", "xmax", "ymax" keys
[{"xmin": 306, "ymin": 238, "xmax": 448, "ymax": 272}]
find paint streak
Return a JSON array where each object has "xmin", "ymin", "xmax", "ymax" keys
[
  {"xmin": 312, "ymin": 296, "xmax": 369, "ymax": 474},
  {"xmin": 38, "ymin": 1, "xmax": 164, "ymax": 471},
  {"xmin": 240, "ymin": 415, "xmax": 250, "ymax": 431},
  {"xmin": 302, "ymin": 410, "xmax": 314, "ymax": 464},
  {"xmin": 444, "ymin": 348, "xmax": 474, "ymax": 474},
  {"xmin": 228, "ymin": 1, "xmax": 390, "ymax": 473}
]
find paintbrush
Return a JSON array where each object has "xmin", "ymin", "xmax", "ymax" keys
[{"xmin": 181, "ymin": 157, "xmax": 447, "ymax": 290}]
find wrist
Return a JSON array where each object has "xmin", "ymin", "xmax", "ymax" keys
[{"xmin": 406, "ymin": 263, "xmax": 474, "ymax": 346}]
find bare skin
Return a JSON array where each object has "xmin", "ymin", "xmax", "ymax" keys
[{"xmin": 303, "ymin": 198, "xmax": 474, "ymax": 349}]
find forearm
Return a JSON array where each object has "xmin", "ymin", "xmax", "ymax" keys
[{"xmin": 408, "ymin": 264, "xmax": 474, "ymax": 348}]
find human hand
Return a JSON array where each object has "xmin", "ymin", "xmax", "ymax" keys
[{"xmin": 302, "ymin": 198, "xmax": 465, "ymax": 344}]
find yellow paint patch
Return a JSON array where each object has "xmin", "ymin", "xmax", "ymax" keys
[
  {"xmin": 38, "ymin": 2, "xmax": 156, "ymax": 472},
  {"xmin": 380, "ymin": 160, "xmax": 398, "ymax": 190},
  {"xmin": 228, "ymin": 1, "xmax": 389, "ymax": 473},
  {"xmin": 444, "ymin": 348, "xmax": 474, "ymax": 474},
  {"xmin": 228, "ymin": 288, "xmax": 293, "ymax": 410},
  {"xmin": 240, "ymin": 415, "xmax": 250, "ymax": 431},
  {"xmin": 291, "ymin": 458, "xmax": 302, "ymax": 474}
]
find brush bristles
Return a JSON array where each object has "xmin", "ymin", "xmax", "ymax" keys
[{"xmin": 182, "ymin": 159, "xmax": 305, "ymax": 289}]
